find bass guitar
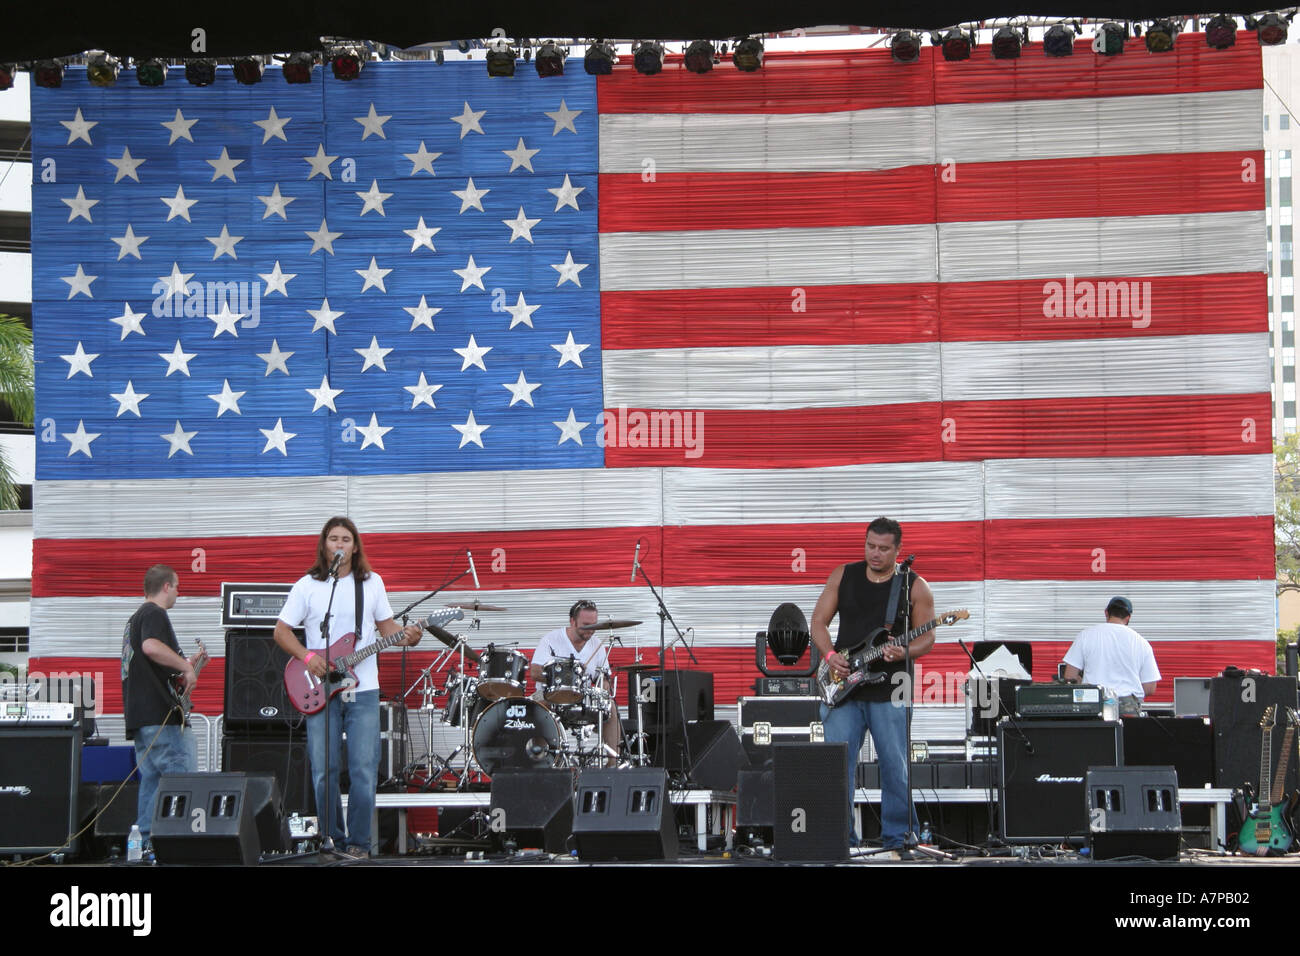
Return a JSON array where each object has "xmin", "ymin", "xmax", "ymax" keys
[
  {"xmin": 817, "ymin": 610, "xmax": 969, "ymax": 708},
  {"xmin": 1238, "ymin": 705, "xmax": 1295, "ymax": 856},
  {"xmin": 284, "ymin": 608, "xmax": 463, "ymax": 716},
  {"xmin": 168, "ymin": 639, "xmax": 209, "ymax": 718}
]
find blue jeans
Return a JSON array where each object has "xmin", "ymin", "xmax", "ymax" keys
[
  {"xmin": 821, "ymin": 698, "xmax": 918, "ymax": 848},
  {"xmin": 133, "ymin": 723, "xmax": 197, "ymax": 840},
  {"xmin": 306, "ymin": 689, "xmax": 379, "ymax": 851}
]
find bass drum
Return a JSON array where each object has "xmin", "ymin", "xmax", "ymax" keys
[{"xmin": 471, "ymin": 698, "xmax": 562, "ymax": 776}]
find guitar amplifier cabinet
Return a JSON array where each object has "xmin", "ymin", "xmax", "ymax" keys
[{"xmin": 0, "ymin": 727, "xmax": 82, "ymax": 855}]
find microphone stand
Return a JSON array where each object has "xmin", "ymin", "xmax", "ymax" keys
[
  {"xmin": 319, "ymin": 564, "xmax": 342, "ymax": 855},
  {"xmin": 633, "ymin": 558, "xmax": 698, "ymax": 785}
]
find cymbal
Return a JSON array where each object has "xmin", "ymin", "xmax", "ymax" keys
[
  {"xmin": 445, "ymin": 601, "xmax": 508, "ymax": 612},
  {"xmin": 588, "ymin": 619, "xmax": 643, "ymax": 631},
  {"xmin": 426, "ymin": 625, "xmax": 482, "ymax": 665}
]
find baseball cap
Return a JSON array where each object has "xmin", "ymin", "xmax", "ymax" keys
[{"xmin": 1106, "ymin": 596, "xmax": 1133, "ymax": 616}]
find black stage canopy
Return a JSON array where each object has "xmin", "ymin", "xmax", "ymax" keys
[{"xmin": 1, "ymin": 2, "xmax": 1288, "ymax": 61}]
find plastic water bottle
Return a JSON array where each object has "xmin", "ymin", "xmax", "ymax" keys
[
  {"xmin": 1102, "ymin": 687, "xmax": 1118, "ymax": 722},
  {"xmin": 127, "ymin": 825, "xmax": 143, "ymax": 862}
]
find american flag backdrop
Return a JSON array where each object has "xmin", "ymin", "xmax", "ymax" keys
[{"xmin": 27, "ymin": 38, "xmax": 1276, "ymax": 718}]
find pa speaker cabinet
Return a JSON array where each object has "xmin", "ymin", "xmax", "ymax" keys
[
  {"xmin": 1210, "ymin": 675, "xmax": 1300, "ymax": 793},
  {"xmin": 1121, "ymin": 716, "xmax": 1214, "ymax": 791},
  {"xmin": 999, "ymin": 720, "xmax": 1122, "ymax": 846},
  {"xmin": 489, "ymin": 769, "xmax": 576, "ymax": 853},
  {"xmin": 1086, "ymin": 766, "xmax": 1181, "ymax": 861},
  {"xmin": 224, "ymin": 627, "xmax": 302, "ymax": 732},
  {"xmin": 0, "ymin": 726, "xmax": 82, "ymax": 855},
  {"xmin": 152, "ymin": 772, "xmax": 288, "ymax": 865},
  {"xmin": 773, "ymin": 742, "xmax": 849, "ymax": 862},
  {"xmin": 573, "ymin": 768, "xmax": 677, "ymax": 861},
  {"xmin": 624, "ymin": 669, "xmax": 714, "ymax": 735},
  {"xmin": 660, "ymin": 720, "xmax": 749, "ymax": 790},
  {"xmin": 222, "ymin": 735, "xmax": 315, "ymax": 816}
]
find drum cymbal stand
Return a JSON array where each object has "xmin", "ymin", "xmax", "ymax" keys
[{"xmin": 395, "ymin": 644, "xmax": 458, "ymax": 788}]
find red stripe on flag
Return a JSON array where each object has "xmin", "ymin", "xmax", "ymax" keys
[
  {"xmin": 933, "ymin": 35, "xmax": 1263, "ymax": 103},
  {"xmin": 601, "ymin": 285, "xmax": 939, "ymax": 349},
  {"xmin": 984, "ymin": 516, "xmax": 1275, "ymax": 580},
  {"xmin": 940, "ymin": 393, "xmax": 1272, "ymax": 460}
]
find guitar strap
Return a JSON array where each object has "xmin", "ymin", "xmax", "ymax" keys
[
  {"xmin": 355, "ymin": 573, "xmax": 365, "ymax": 645},
  {"xmin": 883, "ymin": 563, "xmax": 906, "ymax": 634}
]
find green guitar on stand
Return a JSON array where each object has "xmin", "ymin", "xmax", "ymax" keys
[{"xmin": 1237, "ymin": 705, "xmax": 1296, "ymax": 856}]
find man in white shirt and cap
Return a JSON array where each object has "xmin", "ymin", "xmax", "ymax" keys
[{"xmin": 1062, "ymin": 596, "xmax": 1160, "ymax": 716}]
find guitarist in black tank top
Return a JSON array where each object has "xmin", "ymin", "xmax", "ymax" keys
[{"xmin": 811, "ymin": 517, "xmax": 937, "ymax": 853}]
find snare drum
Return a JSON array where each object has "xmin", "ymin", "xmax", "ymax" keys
[
  {"xmin": 471, "ymin": 698, "xmax": 562, "ymax": 775},
  {"xmin": 478, "ymin": 647, "xmax": 527, "ymax": 700},
  {"xmin": 542, "ymin": 655, "xmax": 585, "ymax": 705},
  {"xmin": 557, "ymin": 686, "xmax": 613, "ymax": 728}
]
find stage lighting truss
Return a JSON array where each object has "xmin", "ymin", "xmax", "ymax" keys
[
  {"xmin": 732, "ymin": 35, "xmax": 764, "ymax": 71},
  {"xmin": 684, "ymin": 39, "xmax": 718, "ymax": 73},
  {"xmin": 486, "ymin": 38, "xmax": 519, "ymax": 77},
  {"xmin": 991, "ymin": 24, "xmax": 1028, "ymax": 59},
  {"xmin": 1144, "ymin": 18, "xmax": 1179, "ymax": 52},
  {"xmin": 1043, "ymin": 23, "xmax": 1076, "ymax": 56},
  {"xmin": 33, "ymin": 59, "xmax": 64, "ymax": 88},
  {"xmin": 280, "ymin": 52, "xmax": 316, "ymax": 83},
  {"xmin": 1248, "ymin": 12, "xmax": 1293, "ymax": 45},
  {"xmin": 232, "ymin": 56, "xmax": 265, "ymax": 85},
  {"xmin": 185, "ymin": 58, "xmax": 217, "ymax": 86},
  {"xmin": 931, "ymin": 27, "xmax": 975, "ymax": 61},
  {"xmin": 584, "ymin": 39, "xmax": 617, "ymax": 75},
  {"xmin": 535, "ymin": 41, "xmax": 567, "ymax": 77},
  {"xmin": 329, "ymin": 45, "xmax": 365, "ymax": 80},
  {"xmin": 633, "ymin": 40, "xmax": 666, "ymax": 75},
  {"xmin": 891, "ymin": 31, "xmax": 922, "ymax": 63},
  {"xmin": 87, "ymin": 51, "xmax": 121, "ymax": 87},
  {"xmin": 135, "ymin": 58, "xmax": 167, "ymax": 86},
  {"xmin": 1093, "ymin": 21, "xmax": 1128, "ymax": 55}
]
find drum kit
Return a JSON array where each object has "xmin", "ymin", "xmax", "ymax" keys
[{"xmin": 403, "ymin": 606, "xmax": 643, "ymax": 785}]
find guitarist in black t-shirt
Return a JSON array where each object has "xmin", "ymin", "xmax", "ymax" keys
[
  {"xmin": 121, "ymin": 564, "xmax": 200, "ymax": 848},
  {"xmin": 811, "ymin": 517, "xmax": 936, "ymax": 853}
]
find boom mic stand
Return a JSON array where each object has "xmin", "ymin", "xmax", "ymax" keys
[{"xmin": 318, "ymin": 561, "xmax": 342, "ymax": 856}]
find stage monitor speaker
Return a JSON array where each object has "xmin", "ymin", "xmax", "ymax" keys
[
  {"xmin": 999, "ymin": 720, "xmax": 1122, "ymax": 846},
  {"xmin": 0, "ymin": 727, "xmax": 82, "ymax": 855},
  {"xmin": 93, "ymin": 782, "xmax": 140, "ymax": 839},
  {"xmin": 624, "ymin": 669, "xmax": 713, "ymax": 735},
  {"xmin": 659, "ymin": 720, "xmax": 749, "ymax": 791},
  {"xmin": 1210, "ymin": 675, "xmax": 1300, "ymax": 794},
  {"xmin": 1086, "ymin": 765, "xmax": 1181, "ymax": 861},
  {"xmin": 573, "ymin": 768, "xmax": 677, "ymax": 861},
  {"xmin": 489, "ymin": 769, "xmax": 576, "ymax": 853},
  {"xmin": 773, "ymin": 742, "xmax": 849, "ymax": 862},
  {"xmin": 221, "ymin": 735, "xmax": 314, "ymax": 816},
  {"xmin": 152, "ymin": 772, "xmax": 288, "ymax": 865},
  {"xmin": 224, "ymin": 627, "xmax": 303, "ymax": 732}
]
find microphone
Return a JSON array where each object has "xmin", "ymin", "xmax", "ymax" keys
[
  {"xmin": 900, "ymin": 553, "xmax": 916, "ymax": 572},
  {"xmin": 630, "ymin": 540, "xmax": 641, "ymax": 584},
  {"xmin": 329, "ymin": 550, "xmax": 345, "ymax": 576},
  {"xmin": 467, "ymin": 550, "xmax": 480, "ymax": 589}
]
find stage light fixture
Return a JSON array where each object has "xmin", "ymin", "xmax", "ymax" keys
[
  {"xmin": 282, "ymin": 52, "xmax": 315, "ymax": 83},
  {"xmin": 684, "ymin": 39, "xmax": 717, "ymax": 73},
  {"xmin": 33, "ymin": 59, "xmax": 64, "ymax": 87},
  {"xmin": 584, "ymin": 40, "xmax": 616, "ymax": 74},
  {"xmin": 86, "ymin": 51, "xmax": 120, "ymax": 87},
  {"xmin": 135, "ymin": 58, "xmax": 166, "ymax": 86},
  {"xmin": 931, "ymin": 28, "xmax": 973, "ymax": 61},
  {"xmin": 486, "ymin": 42, "xmax": 518, "ymax": 77},
  {"xmin": 891, "ymin": 31, "xmax": 922, "ymax": 63},
  {"xmin": 1203, "ymin": 14, "xmax": 1236, "ymax": 49},
  {"xmin": 232, "ymin": 56, "xmax": 264, "ymax": 85},
  {"xmin": 535, "ymin": 41, "xmax": 566, "ymax": 77},
  {"xmin": 1249, "ymin": 13, "xmax": 1291, "ymax": 45},
  {"xmin": 1043, "ymin": 24, "xmax": 1075, "ymax": 56},
  {"xmin": 1093, "ymin": 22, "xmax": 1128, "ymax": 55},
  {"xmin": 733, "ymin": 36, "xmax": 764, "ymax": 71},
  {"xmin": 329, "ymin": 46, "xmax": 364, "ymax": 80},
  {"xmin": 0, "ymin": 65, "xmax": 14, "ymax": 91},
  {"xmin": 1144, "ymin": 19, "xmax": 1178, "ymax": 52},
  {"xmin": 633, "ymin": 40, "xmax": 666, "ymax": 75},
  {"xmin": 185, "ymin": 58, "xmax": 216, "ymax": 86},
  {"xmin": 991, "ymin": 25, "xmax": 1026, "ymax": 59}
]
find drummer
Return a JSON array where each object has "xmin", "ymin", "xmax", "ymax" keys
[{"xmin": 530, "ymin": 599, "xmax": 622, "ymax": 761}]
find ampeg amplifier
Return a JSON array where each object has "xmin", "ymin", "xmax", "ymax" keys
[
  {"xmin": 221, "ymin": 582, "xmax": 294, "ymax": 628},
  {"xmin": 1015, "ymin": 683, "xmax": 1104, "ymax": 718}
]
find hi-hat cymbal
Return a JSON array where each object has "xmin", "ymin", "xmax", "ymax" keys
[
  {"xmin": 588, "ymin": 619, "xmax": 643, "ymax": 631},
  {"xmin": 426, "ymin": 624, "xmax": 482, "ymax": 664},
  {"xmin": 445, "ymin": 601, "xmax": 508, "ymax": 612}
]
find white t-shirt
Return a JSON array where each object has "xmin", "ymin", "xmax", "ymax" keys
[
  {"xmin": 1063, "ymin": 622, "xmax": 1161, "ymax": 700},
  {"xmin": 278, "ymin": 571, "xmax": 395, "ymax": 693},
  {"xmin": 532, "ymin": 626, "xmax": 609, "ymax": 680}
]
